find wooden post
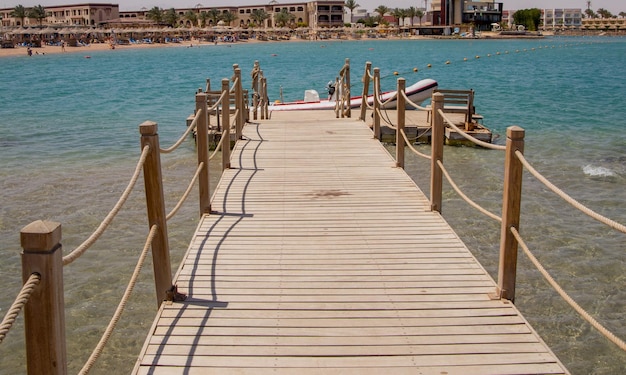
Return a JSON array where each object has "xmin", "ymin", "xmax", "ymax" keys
[
  {"xmin": 234, "ymin": 66, "xmax": 244, "ymax": 140},
  {"xmin": 373, "ymin": 67, "xmax": 381, "ymax": 140},
  {"xmin": 221, "ymin": 78, "xmax": 231, "ymax": 171},
  {"xmin": 430, "ymin": 93, "xmax": 444, "ymax": 213},
  {"xmin": 205, "ymin": 79, "xmax": 211, "ymax": 127},
  {"xmin": 139, "ymin": 121, "xmax": 173, "ymax": 306},
  {"xmin": 396, "ymin": 78, "xmax": 406, "ymax": 169},
  {"xmin": 344, "ymin": 58, "xmax": 351, "ymax": 118},
  {"xmin": 360, "ymin": 62, "xmax": 371, "ymax": 121},
  {"xmin": 497, "ymin": 126, "xmax": 525, "ymax": 302},
  {"xmin": 196, "ymin": 93, "xmax": 211, "ymax": 215},
  {"xmin": 21, "ymin": 220, "xmax": 67, "ymax": 375},
  {"xmin": 261, "ymin": 76, "xmax": 268, "ymax": 120},
  {"xmin": 252, "ymin": 61, "xmax": 259, "ymax": 120}
]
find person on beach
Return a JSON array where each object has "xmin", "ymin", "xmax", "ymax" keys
[
  {"xmin": 61, "ymin": 40, "xmax": 66, "ymax": 52},
  {"xmin": 27, "ymin": 47, "xmax": 32, "ymax": 56}
]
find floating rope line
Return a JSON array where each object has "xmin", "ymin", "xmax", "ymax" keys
[{"xmin": 0, "ymin": 273, "xmax": 41, "ymax": 345}]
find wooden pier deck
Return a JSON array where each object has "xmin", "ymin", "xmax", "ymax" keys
[{"xmin": 133, "ymin": 111, "xmax": 568, "ymax": 374}]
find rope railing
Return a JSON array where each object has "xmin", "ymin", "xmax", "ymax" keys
[
  {"xmin": 63, "ymin": 144, "xmax": 151, "ymax": 266},
  {"xmin": 400, "ymin": 90, "xmax": 431, "ymax": 112},
  {"xmin": 515, "ymin": 150, "xmax": 626, "ymax": 234},
  {"xmin": 436, "ymin": 160, "xmax": 502, "ymax": 222},
  {"xmin": 160, "ymin": 109, "xmax": 201, "ymax": 154},
  {"xmin": 510, "ymin": 227, "xmax": 626, "ymax": 352},
  {"xmin": 78, "ymin": 224, "xmax": 158, "ymax": 374},
  {"xmin": 209, "ymin": 128, "xmax": 228, "ymax": 161},
  {"xmin": 166, "ymin": 162, "xmax": 204, "ymax": 221},
  {"xmin": 439, "ymin": 109, "xmax": 506, "ymax": 150},
  {"xmin": 400, "ymin": 128, "xmax": 430, "ymax": 160},
  {"xmin": 0, "ymin": 273, "xmax": 41, "ymax": 345}
]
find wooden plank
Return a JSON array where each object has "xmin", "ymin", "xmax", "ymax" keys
[{"xmin": 133, "ymin": 112, "xmax": 568, "ymax": 375}]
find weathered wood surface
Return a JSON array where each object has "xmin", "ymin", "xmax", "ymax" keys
[{"xmin": 134, "ymin": 111, "xmax": 567, "ymax": 374}]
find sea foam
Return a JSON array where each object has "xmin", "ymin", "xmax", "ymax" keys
[{"xmin": 582, "ymin": 164, "xmax": 617, "ymax": 178}]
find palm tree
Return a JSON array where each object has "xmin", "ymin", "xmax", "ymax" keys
[
  {"xmin": 184, "ymin": 10, "xmax": 198, "ymax": 27},
  {"xmin": 406, "ymin": 6, "xmax": 417, "ymax": 26},
  {"xmin": 374, "ymin": 5, "xmax": 389, "ymax": 24},
  {"xmin": 27, "ymin": 5, "xmax": 46, "ymax": 26},
  {"xmin": 198, "ymin": 11, "xmax": 209, "ymax": 27},
  {"xmin": 596, "ymin": 8, "xmax": 613, "ymax": 18},
  {"xmin": 11, "ymin": 5, "xmax": 28, "ymax": 27},
  {"xmin": 163, "ymin": 8, "xmax": 179, "ymax": 27},
  {"xmin": 344, "ymin": 0, "xmax": 359, "ymax": 24},
  {"xmin": 250, "ymin": 9, "xmax": 270, "ymax": 28},
  {"xmin": 207, "ymin": 8, "xmax": 221, "ymax": 26},
  {"xmin": 415, "ymin": 10, "xmax": 424, "ymax": 26},
  {"xmin": 274, "ymin": 9, "xmax": 295, "ymax": 28},
  {"xmin": 391, "ymin": 8, "xmax": 406, "ymax": 27},
  {"xmin": 221, "ymin": 11, "xmax": 238, "ymax": 27},
  {"xmin": 145, "ymin": 7, "xmax": 164, "ymax": 24}
]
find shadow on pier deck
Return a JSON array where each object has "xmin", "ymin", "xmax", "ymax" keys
[{"xmin": 133, "ymin": 111, "xmax": 568, "ymax": 374}]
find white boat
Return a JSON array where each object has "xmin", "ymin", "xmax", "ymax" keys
[{"xmin": 268, "ymin": 78, "xmax": 438, "ymax": 112}]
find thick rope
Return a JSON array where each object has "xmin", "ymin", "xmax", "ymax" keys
[
  {"xmin": 515, "ymin": 150, "xmax": 626, "ymax": 234},
  {"xmin": 63, "ymin": 145, "xmax": 150, "ymax": 266},
  {"xmin": 208, "ymin": 91, "xmax": 227, "ymax": 113},
  {"xmin": 380, "ymin": 91, "xmax": 398, "ymax": 107},
  {"xmin": 209, "ymin": 129, "xmax": 227, "ymax": 160},
  {"xmin": 437, "ymin": 160, "xmax": 502, "ymax": 222},
  {"xmin": 160, "ymin": 109, "xmax": 202, "ymax": 154},
  {"xmin": 376, "ymin": 107, "xmax": 395, "ymax": 128},
  {"xmin": 166, "ymin": 162, "xmax": 204, "ymax": 221},
  {"xmin": 0, "ymin": 273, "xmax": 41, "ymax": 345},
  {"xmin": 439, "ymin": 109, "xmax": 506, "ymax": 150},
  {"xmin": 510, "ymin": 227, "xmax": 626, "ymax": 352},
  {"xmin": 400, "ymin": 90, "xmax": 431, "ymax": 111},
  {"xmin": 400, "ymin": 129, "xmax": 431, "ymax": 160},
  {"xmin": 78, "ymin": 225, "xmax": 158, "ymax": 374}
]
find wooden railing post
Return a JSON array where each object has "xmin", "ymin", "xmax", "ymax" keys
[
  {"xmin": 372, "ymin": 67, "xmax": 381, "ymax": 140},
  {"xmin": 234, "ymin": 66, "xmax": 244, "ymax": 140},
  {"xmin": 196, "ymin": 93, "xmax": 211, "ymax": 215},
  {"xmin": 20, "ymin": 220, "xmax": 67, "ymax": 375},
  {"xmin": 344, "ymin": 58, "xmax": 351, "ymax": 118},
  {"xmin": 430, "ymin": 93, "xmax": 445, "ymax": 213},
  {"xmin": 396, "ymin": 78, "xmax": 406, "ymax": 169},
  {"xmin": 359, "ymin": 61, "xmax": 371, "ymax": 121},
  {"xmin": 139, "ymin": 121, "xmax": 173, "ymax": 306},
  {"xmin": 261, "ymin": 75, "xmax": 267, "ymax": 120},
  {"xmin": 252, "ymin": 60, "xmax": 259, "ymax": 121},
  {"xmin": 221, "ymin": 78, "xmax": 231, "ymax": 171},
  {"xmin": 497, "ymin": 126, "xmax": 525, "ymax": 302}
]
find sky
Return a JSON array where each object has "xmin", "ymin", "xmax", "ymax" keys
[{"xmin": 1, "ymin": 0, "xmax": 623, "ymax": 14}]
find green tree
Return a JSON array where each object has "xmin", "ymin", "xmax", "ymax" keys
[
  {"xmin": 274, "ymin": 9, "xmax": 295, "ymax": 27},
  {"xmin": 406, "ymin": 6, "xmax": 417, "ymax": 26},
  {"xmin": 344, "ymin": 0, "xmax": 359, "ymax": 24},
  {"xmin": 163, "ymin": 8, "xmax": 179, "ymax": 27},
  {"xmin": 512, "ymin": 8, "xmax": 541, "ymax": 31},
  {"xmin": 250, "ymin": 9, "xmax": 270, "ymax": 27},
  {"xmin": 357, "ymin": 16, "xmax": 377, "ymax": 27},
  {"xmin": 11, "ymin": 5, "xmax": 28, "ymax": 26},
  {"xmin": 145, "ymin": 7, "xmax": 164, "ymax": 24},
  {"xmin": 415, "ymin": 10, "xmax": 424, "ymax": 26},
  {"xmin": 221, "ymin": 11, "xmax": 238, "ymax": 27},
  {"xmin": 27, "ymin": 5, "xmax": 46, "ymax": 26},
  {"xmin": 391, "ymin": 8, "xmax": 406, "ymax": 27},
  {"xmin": 184, "ymin": 10, "xmax": 198, "ymax": 27},
  {"xmin": 207, "ymin": 8, "xmax": 221, "ymax": 26},
  {"xmin": 584, "ymin": 9, "xmax": 596, "ymax": 18},
  {"xmin": 596, "ymin": 8, "xmax": 614, "ymax": 18},
  {"xmin": 198, "ymin": 11, "xmax": 209, "ymax": 27},
  {"xmin": 374, "ymin": 5, "xmax": 389, "ymax": 20}
]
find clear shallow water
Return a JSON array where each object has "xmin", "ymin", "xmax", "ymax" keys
[{"xmin": 1, "ymin": 37, "xmax": 624, "ymax": 374}]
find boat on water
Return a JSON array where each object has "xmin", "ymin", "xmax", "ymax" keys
[{"xmin": 269, "ymin": 78, "xmax": 438, "ymax": 111}]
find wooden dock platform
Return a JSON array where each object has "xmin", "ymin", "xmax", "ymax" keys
[{"xmin": 133, "ymin": 111, "xmax": 568, "ymax": 374}]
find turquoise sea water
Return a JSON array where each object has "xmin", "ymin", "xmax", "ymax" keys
[{"xmin": 1, "ymin": 37, "xmax": 624, "ymax": 374}]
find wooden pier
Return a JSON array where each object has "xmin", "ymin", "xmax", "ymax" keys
[{"xmin": 133, "ymin": 111, "xmax": 568, "ymax": 374}]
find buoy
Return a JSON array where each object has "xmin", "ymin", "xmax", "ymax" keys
[
  {"xmin": 487, "ymin": 53, "xmax": 491, "ymax": 57},
  {"xmin": 427, "ymin": 64, "xmax": 432, "ymax": 68},
  {"xmin": 84, "ymin": 56, "xmax": 91, "ymax": 58},
  {"xmin": 496, "ymin": 51, "xmax": 501, "ymax": 55},
  {"xmin": 445, "ymin": 60, "xmax": 450, "ymax": 65},
  {"xmin": 463, "ymin": 57, "xmax": 467, "ymax": 61},
  {"xmin": 475, "ymin": 55, "xmax": 480, "ymax": 59},
  {"xmin": 271, "ymin": 53, "xmax": 277, "ymax": 56},
  {"xmin": 413, "ymin": 67, "xmax": 418, "ymax": 72},
  {"xmin": 393, "ymin": 71, "xmax": 398, "ymax": 75}
]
